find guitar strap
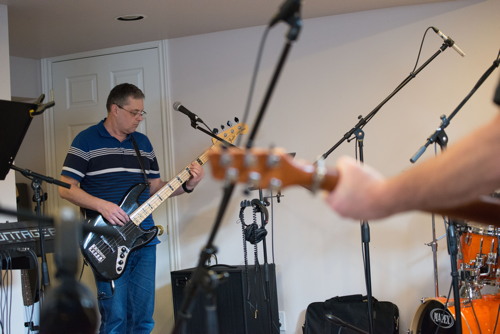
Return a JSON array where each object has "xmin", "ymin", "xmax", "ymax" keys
[{"xmin": 130, "ymin": 134, "xmax": 150, "ymax": 185}]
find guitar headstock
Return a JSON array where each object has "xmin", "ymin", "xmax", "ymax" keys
[
  {"xmin": 211, "ymin": 120, "xmax": 248, "ymax": 147},
  {"xmin": 208, "ymin": 147, "xmax": 339, "ymax": 192}
]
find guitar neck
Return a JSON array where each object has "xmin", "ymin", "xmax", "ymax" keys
[
  {"xmin": 207, "ymin": 147, "xmax": 500, "ymax": 227},
  {"xmin": 128, "ymin": 147, "xmax": 212, "ymax": 226}
]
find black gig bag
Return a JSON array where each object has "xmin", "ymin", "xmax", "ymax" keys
[{"xmin": 303, "ymin": 294, "xmax": 399, "ymax": 334}]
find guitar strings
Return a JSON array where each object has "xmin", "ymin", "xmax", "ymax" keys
[
  {"xmin": 89, "ymin": 168, "xmax": 192, "ymax": 259},
  {"xmin": 87, "ymin": 127, "xmax": 241, "ymax": 268}
]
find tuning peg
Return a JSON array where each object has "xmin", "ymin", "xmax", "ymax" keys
[
  {"xmin": 269, "ymin": 178, "xmax": 283, "ymax": 192},
  {"xmin": 212, "ymin": 128, "xmax": 219, "ymax": 134},
  {"xmin": 244, "ymin": 151, "xmax": 257, "ymax": 167},
  {"xmin": 234, "ymin": 117, "xmax": 239, "ymax": 123},
  {"xmin": 220, "ymin": 125, "xmax": 225, "ymax": 130},
  {"xmin": 267, "ymin": 151, "xmax": 281, "ymax": 168},
  {"xmin": 227, "ymin": 120, "xmax": 233, "ymax": 127},
  {"xmin": 247, "ymin": 171, "xmax": 261, "ymax": 191}
]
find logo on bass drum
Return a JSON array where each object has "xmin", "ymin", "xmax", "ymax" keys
[{"xmin": 429, "ymin": 308, "xmax": 455, "ymax": 328}]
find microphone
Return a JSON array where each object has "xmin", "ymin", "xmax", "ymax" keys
[
  {"xmin": 432, "ymin": 27, "xmax": 466, "ymax": 57},
  {"xmin": 173, "ymin": 102, "xmax": 202, "ymax": 123},
  {"xmin": 269, "ymin": 0, "xmax": 301, "ymax": 27}
]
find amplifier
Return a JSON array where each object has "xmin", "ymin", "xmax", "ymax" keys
[{"xmin": 171, "ymin": 264, "xmax": 280, "ymax": 334}]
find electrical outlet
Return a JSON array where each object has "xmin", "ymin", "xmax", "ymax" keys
[{"xmin": 279, "ymin": 311, "xmax": 286, "ymax": 331}]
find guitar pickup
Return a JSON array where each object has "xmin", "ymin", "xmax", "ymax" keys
[{"xmin": 89, "ymin": 244, "xmax": 105, "ymax": 263}]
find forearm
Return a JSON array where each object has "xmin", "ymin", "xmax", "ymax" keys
[
  {"xmin": 381, "ymin": 113, "xmax": 500, "ymax": 214},
  {"xmin": 59, "ymin": 182, "xmax": 108, "ymax": 213}
]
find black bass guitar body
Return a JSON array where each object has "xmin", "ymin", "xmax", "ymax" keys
[{"xmin": 81, "ymin": 183, "xmax": 158, "ymax": 280}]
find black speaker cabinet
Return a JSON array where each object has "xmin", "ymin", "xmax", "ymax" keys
[{"xmin": 171, "ymin": 264, "xmax": 280, "ymax": 334}]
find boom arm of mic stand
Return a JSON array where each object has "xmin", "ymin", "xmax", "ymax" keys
[
  {"xmin": 410, "ymin": 52, "xmax": 500, "ymax": 163},
  {"xmin": 10, "ymin": 164, "xmax": 71, "ymax": 189},
  {"xmin": 192, "ymin": 123, "xmax": 237, "ymax": 148},
  {"xmin": 319, "ymin": 41, "xmax": 452, "ymax": 161}
]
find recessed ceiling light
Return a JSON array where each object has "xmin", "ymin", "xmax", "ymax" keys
[{"xmin": 116, "ymin": 14, "xmax": 146, "ymax": 22}]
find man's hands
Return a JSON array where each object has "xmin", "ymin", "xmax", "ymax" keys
[
  {"xmin": 185, "ymin": 162, "xmax": 204, "ymax": 191},
  {"xmin": 325, "ymin": 156, "xmax": 388, "ymax": 221}
]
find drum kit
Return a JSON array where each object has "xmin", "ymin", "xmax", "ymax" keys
[{"xmin": 410, "ymin": 222, "xmax": 500, "ymax": 333}]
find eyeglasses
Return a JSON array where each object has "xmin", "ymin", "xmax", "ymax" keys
[{"xmin": 116, "ymin": 104, "xmax": 147, "ymax": 117}]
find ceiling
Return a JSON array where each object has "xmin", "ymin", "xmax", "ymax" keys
[{"xmin": 1, "ymin": 0, "xmax": 454, "ymax": 59}]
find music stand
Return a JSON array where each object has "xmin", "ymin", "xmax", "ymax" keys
[
  {"xmin": 0, "ymin": 99, "xmax": 37, "ymax": 180},
  {"xmin": 0, "ymin": 98, "xmax": 67, "ymax": 297}
]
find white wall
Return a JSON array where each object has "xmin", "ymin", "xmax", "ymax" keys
[
  {"xmin": 10, "ymin": 56, "xmax": 44, "ymax": 175},
  {"xmin": 167, "ymin": 0, "xmax": 500, "ymax": 332},
  {"xmin": 10, "ymin": 56, "xmax": 44, "ymax": 211}
]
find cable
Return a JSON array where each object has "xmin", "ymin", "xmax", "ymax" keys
[
  {"xmin": 240, "ymin": 206, "xmax": 255, "ymax": 312},
  {"xmin": 269, "ymin": 189, "xmax": 276, "ymax": 264},
  {"xmin": 22, "ymin": 248, "xmax": 40, "ymax": 333},
  {"xmin": 237, "ymin": 26, "xmax": 271, "ymax": 147}
]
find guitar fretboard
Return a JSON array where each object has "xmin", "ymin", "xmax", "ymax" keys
[{"xmin": 129, "ymin": 150, "xmax": 210, "ymax": 225}]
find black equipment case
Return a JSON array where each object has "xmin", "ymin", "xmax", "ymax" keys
[{"xmin": 303, "ymin": 294, "xmax": 399, "ymax": 334}]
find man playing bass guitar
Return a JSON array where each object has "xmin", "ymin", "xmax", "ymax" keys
[{"xmin": 59, "ymin": 83, "xmax": 204, "ymax": 334}]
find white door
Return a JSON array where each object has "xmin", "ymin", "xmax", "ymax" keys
[{"xmin": 45, "ymin": 44, "xmax": 176, "ymax": 332}]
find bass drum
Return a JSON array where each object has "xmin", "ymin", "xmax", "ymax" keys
[{"xmin": 410, "ymin": 295, "xmax": 500, "ymax": 333}]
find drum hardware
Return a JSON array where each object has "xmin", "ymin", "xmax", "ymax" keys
[
  {"xmin": 458, "ymin": 223, "xmax": 500, "ymax": 290},
  {"xmin": 425, "ymin": 214, "xmax": 447, "ymax": 298},
  {"xmin": 459, "ymin": 279, "xmax": 483, "ymax": 301}
]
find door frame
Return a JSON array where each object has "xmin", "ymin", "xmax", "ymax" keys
[{"xmin": 41, "ymin": 40, "xmax": 182, "ymax": 271}]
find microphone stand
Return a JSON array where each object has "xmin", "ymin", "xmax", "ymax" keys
[
  {"xmin": 356, "ymin": 130, "xmax": 375, "ymax": 334},
  {"xmin": 171, "ymin": 183, "xmax": 235, "ymax": 334},
  {"xmin": 10, "ymin": 164, "xmax": 70, "ymax": 295},
  {"xmin": 410, "ymin": 51, "xmax": 500, "ymax": 163},
  {"xmin": 318, "ymin": 41, "xmax": 455, "ymax": 334},
  {"xmin": 408, "ymin": 51, "xmax": 500, "ymax": 334},
  {"xmin": 172, "ymin": 9, "xmax": 301, "ymax": 334},
  {"xmin": 245, "ymin": 13, "xmax": 301, "ymax": 149},
  {"xmin": 319, "ymin": 41, "xmax": 454, "ymax": 161},
  {"xmin": 187, "ymin": 116, "xmax": 238, "ymax": 148}
]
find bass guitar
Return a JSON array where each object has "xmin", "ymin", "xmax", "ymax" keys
[
  {"xmin": 82, "ymin": 122, "xmax": 248, "ymax": 280},
  {"xmin": 207, "ymin": 147, "xmax": 500, "ymax": 227}
]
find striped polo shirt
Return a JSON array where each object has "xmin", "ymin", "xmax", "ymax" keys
[{"xmin": 61, "ymin": 119, "xmax": 161, "ymax": 244}]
